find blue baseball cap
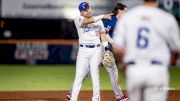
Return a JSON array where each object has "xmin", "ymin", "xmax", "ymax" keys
[{"xmin": 78, "ymin": 2, "xmax": 90, "ymax": 12}]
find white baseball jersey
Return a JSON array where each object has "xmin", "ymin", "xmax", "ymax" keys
[
  {"xmin": 74, "ymin": 15, "xmax": 105, "ymax": 44},
  {"xmin": 71, "ymin": 15, "xmax": 105, "ymax": 101},
  {"xmin": 113, "ymin": 6, "xmax": 180, "ymax": 66}
]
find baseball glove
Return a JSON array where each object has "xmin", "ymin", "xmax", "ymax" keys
[{"xmin": 101, "ymin": 50, "xmax": 115, "ymax": 68}]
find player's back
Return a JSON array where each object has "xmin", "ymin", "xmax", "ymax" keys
[{"xmin": 120, "ymin": 5, "xmax": 179, "ymax": 66}]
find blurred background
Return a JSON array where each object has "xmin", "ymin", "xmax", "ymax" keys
[
  {"xmin": 0, "ymin": 1, "xmax": 179, "ymax": 100},
  {"xmin": 0, "ymin": 0, "xmax": 179, "ymax": 66}
]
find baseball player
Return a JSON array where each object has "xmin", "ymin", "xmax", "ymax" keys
[
  {"xmin": 70, "ymin": 2, "xmax": 112, "ymax": 101},
  {"xmin": 112, "ymin": 0, "xmax": 180, "ymax": 101},
  {"xmin": 100, "ymin": 3, "xmax": 128, "ymax": 101},
  {"xmin": 67, "ymin": 3, "xmax": 128, "ymax": 101}
]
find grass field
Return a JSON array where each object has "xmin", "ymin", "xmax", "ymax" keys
[{"xmin": 0, "ymin": 65, "xmax": 179, "ymax": 91}]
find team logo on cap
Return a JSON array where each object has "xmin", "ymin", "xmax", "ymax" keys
[
  {"xmin": 79, "ymin": 2, "xmax": 90, "ymax": 11},
  {"xmin": 82, "ymin": 5, "xmax": 86, "ymax": 9}
]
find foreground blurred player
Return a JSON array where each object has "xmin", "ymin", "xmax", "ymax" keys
[
  {"xmin": 113, "ymin": 0, "xmax": 180, "ymax": 101},
  {"xmin": 70, "ymin": 2, "xmax": 112, "ymax": 101}
]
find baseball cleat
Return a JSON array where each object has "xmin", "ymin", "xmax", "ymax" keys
[
  {"xmin": 66, "ymin": 92, "xmax": 71, "ymax": 100},
  {"xmin": 117, "ymin": 95, "xmax": 129, "ymax": 101}
]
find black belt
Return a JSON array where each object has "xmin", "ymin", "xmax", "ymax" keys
[
  {"xmin": 127, "ymin": 60, "xmax": 162, "ymax": 66},
  {"xmin": 79, "ymin": 44, "xmax": 100, "ymax": 48}
]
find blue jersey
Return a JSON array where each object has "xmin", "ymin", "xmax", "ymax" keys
[{"xmin": 103, "ymin": 16, "xmax": 117, "ymax": 37}]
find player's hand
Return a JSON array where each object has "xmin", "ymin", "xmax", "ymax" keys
[
  {"xmin": 103, "ymin": 13, "xmax": 114, "ymax": 20},
  {"xmin": 105, "ymin": 28, "xmax": 110, "ymax": 33}
]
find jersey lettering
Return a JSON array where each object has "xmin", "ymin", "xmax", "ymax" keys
[
  {"xmin": 83, "ymin": 24, "xmax": 102, "ymax": 33},
  {"xmin": 136, "ymin": 27, "xmax": 150, "ymax": 48}
]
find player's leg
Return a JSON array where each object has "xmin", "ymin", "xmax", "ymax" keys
[
  {"xmin": 104, "ymin": 64, "xmax": 124, "ymax": 100},
  {"xmin": 144, "ymin": 66, "xmax": 169, "ymax": 101},
  {"xmin": 70, "ymin": 68, "xmax": 90, "ymax": 91},
  {"xmin": 90, "ymin": 48, "xmax": 101, "ymax": 101},
  {"xmin": 128, "ymin": 87, "xmax": 142, "ymax": 101},
  {"xmin": 70, "ymin": 55, "xmax": 90, "ymax": 101},
  {"xmin": 67, "ymin": 66, "xmax": 90, "ymax": 100},
  {"xmin": 126, "ymin": 66, "xmax": 145, "ymax": 101}
]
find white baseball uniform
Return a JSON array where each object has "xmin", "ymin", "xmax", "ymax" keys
[
  {"xmin": 113, "ymin": 5, "xmax": 180, "ymax": 101},
  {"xmin": 69, "ymin": 17, "xmax": 124, "ymax": 100},
  {"xmin": 70, "ymin": 15, "xmax": 105, "ymax": 101}
]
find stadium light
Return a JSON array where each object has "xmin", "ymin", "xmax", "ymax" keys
[{"xmin": 63, "ymin": 8, "xmax": 80, "ymax": 19}]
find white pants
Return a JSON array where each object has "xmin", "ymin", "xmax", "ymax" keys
[
  {"xmin": 126, "ymin": 64, "xmax": 169, "ymax": 101},
  {"xmin": 70, "ymin": 46, "xmax": 101, "ymax": 101},
  {"xmin": 69, "ymin": 61, "xmax": 123, "ymax": 100},
  {"xmin": 104, "ymin": 64, "xmax": 123, "ymax": 99}
]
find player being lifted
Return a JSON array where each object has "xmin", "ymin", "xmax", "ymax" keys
[
  {"xmin": 67, "ymin": 2, "xmax": 128, "ymax": 101},
  {"xmin": 69, "ymin": 2, "xmax": 112, "ymax": 101}
]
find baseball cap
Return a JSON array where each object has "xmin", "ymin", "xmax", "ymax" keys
[{"xmin": 78, "ymin": 2, "xmax": 90, "ymax": 12}]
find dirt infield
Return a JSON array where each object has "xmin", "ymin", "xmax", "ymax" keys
[{"xmin": 0, "ymin": 90, "xmax": 179, "ymax": 101}]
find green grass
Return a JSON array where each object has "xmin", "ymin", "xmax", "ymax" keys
[
  {"xmin": 0, "ymin": 65, "xmax": 179, "ymax": 91},
  {"xmin": 169, "ymin": 68, "xmax": 180, "ymax": 90}
]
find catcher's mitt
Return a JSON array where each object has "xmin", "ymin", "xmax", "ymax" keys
[{"xmin": 101, "ymin": 50, "xmax": 115, "ymax": 68}]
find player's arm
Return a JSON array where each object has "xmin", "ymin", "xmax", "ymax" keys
[
  {"xmin": 112, "ymin": 19, "xmax": 126, "ymax": 70},
  {"xmin": 100, "ymin": 32, "xmax": 108, "ymax": 42},
  {"xmin": 106, "ymin": 34, "xmax": 114, "ymax": 44},
  {"xmin": 112, "ymin": 33, "xmax": 126, "ymax": 71},
  {"xmin": 100, "ymin": 22, "xmax": 116, "ymax": 68},
  {"xmin": 81, "ymin": 13, "xmax": 113, "ymax": 26},
  {"xmin": 112, "ymin": 44, "xmax": 125, "ymax": 69},
  {"xmin": 100, "ymin": 27, "xmax": 114, "ymax": 44},
  {"xmin": 98, "ymin": 20, "xmax": 110, "ymax": 48},
  {"xmin": 167, "ymin": 16, "xmax": 180, "ymax": 66},
  {"xmin": 171, "ymin": 52, "xmax": 179, "ymax": 66},
  {"xmin": 170, "ymin": 17, "xmax": 180, "ymax": 66}
]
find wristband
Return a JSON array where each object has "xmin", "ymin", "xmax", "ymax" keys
[{"xmin": 93, "ymin": 15, "xmax": 104, "ymax": 22}]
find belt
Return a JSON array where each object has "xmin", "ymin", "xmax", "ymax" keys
[
  {"xmin": 127, "ymin": 60, "xmax": 162, "ymax": 66},
  {"xmin": 79, "ymin": 44, "xmax": 100, "ymax": 48}
]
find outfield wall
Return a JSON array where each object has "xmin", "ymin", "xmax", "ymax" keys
[{"xmin": 0, "ymin": 40, "xmax": 78, "ymax": 64}]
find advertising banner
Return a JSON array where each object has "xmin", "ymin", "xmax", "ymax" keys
[
  {"xmin": 0, "ymin": 44, "xmax": 78, "ymax": 64},
  {"xmin": 2, "ymin": 0, "xmax": 75, "ymax": 19}
]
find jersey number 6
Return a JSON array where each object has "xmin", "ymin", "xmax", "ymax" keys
[{"xmin": 136, "ymin": 27, "xmax": 150, "ymax": 49}]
